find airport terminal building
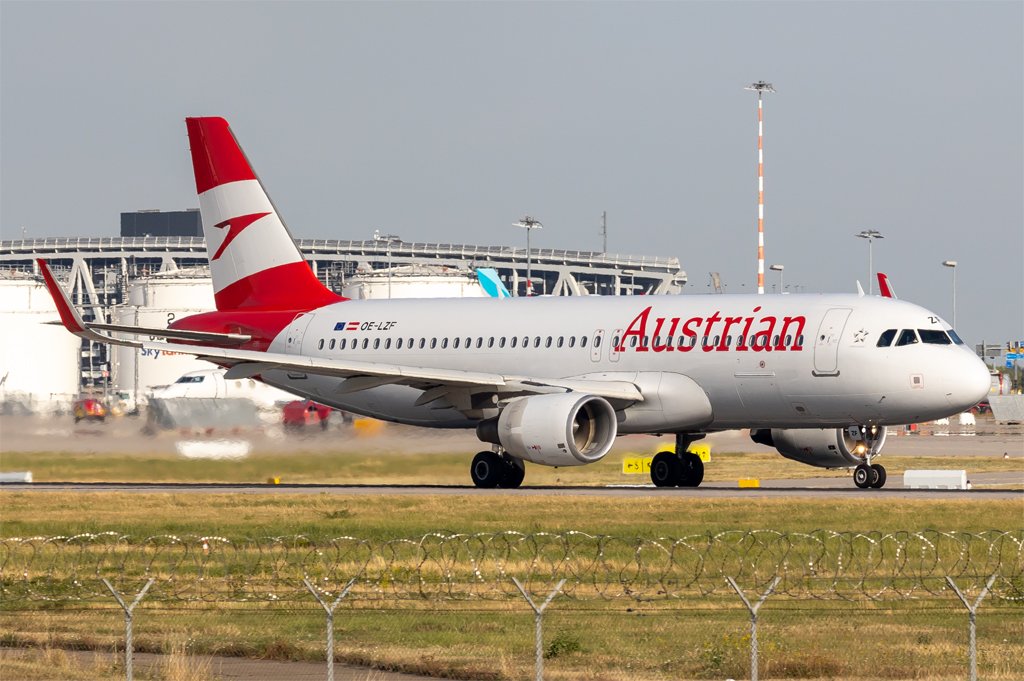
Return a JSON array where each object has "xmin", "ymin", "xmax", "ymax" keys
[{"xmin": 0, "ymin": 211, "xmax": 687, "ymax": 409}]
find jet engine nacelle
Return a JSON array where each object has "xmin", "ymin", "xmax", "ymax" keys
[
  {"xmin": 750, "ymin": 426, "xmax": 888, "ymax": 469},
  {"xmin": 476, "ymin": 393, "xmax": 617, "ymax": 467}
]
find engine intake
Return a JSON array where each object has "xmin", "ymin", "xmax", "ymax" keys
[
  {"xmin": 477, "ymin": 393, "xmax": 617, "ymax": 467},
  {"xmin": 750, "ymin": 426, "xmax": 887, "ymax": 469}
]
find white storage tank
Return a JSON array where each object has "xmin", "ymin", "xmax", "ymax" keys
[
  {"xmin": 342, "ymin": 265, "xmax": 488, "ymax": 299},
  {"xmin": 0, "ymin": 270, "xmax": 81, "ymax": 413},
  {"xmin": 110, "ymin": 269, "xmax": 216, "ymax": 405}
]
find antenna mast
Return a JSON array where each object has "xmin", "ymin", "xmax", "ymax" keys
[{"xmin": 745, "ymin": 80, "xmax": 775, "ymax": 295}]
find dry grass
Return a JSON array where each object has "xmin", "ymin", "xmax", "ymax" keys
[
  {"xmin": 1, "ymin": 602, "xmax": 1021, "ymax": 680},
  {"xmin": 1, "ymin": 446, "xmax": 1020, "ymax": 487},
  {"xmin": 1, "ymin": 491, "xmax": 1020, "ymax": 540}
]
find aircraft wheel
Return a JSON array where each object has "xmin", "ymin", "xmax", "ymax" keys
[
  {"xmin": 498, "ymin": 457, "xmax": 525, "ymax": 489},
  {"xmin": 870, "ymin": 464, "xmax": 887, "ymax": 489},
  {"xmin": 853, "ymin": 464, "xmax": 872, "ymax": 489},
  {"xmin": 471, "ymin": 451, "xmax": 504, "ymax": 488},
  {"xmin": 678, "ymin": 452, "xmax": 705, "ymax": 487},
  {"xmin": 650, "ymin": 452, "xmax": 679, "ymax": 488}
]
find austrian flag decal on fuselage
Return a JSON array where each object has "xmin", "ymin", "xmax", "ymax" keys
[{"xmin": 617, "ymin": 305, "xmax": 806, "ymax": 353}]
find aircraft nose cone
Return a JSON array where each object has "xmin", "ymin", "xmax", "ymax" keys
[{"xmin": 948, "ymin": 353, "xmax": 991, "ymax": 412}]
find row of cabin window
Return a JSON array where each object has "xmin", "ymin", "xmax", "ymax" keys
[
  {"xmin": 611, "ymin": 333, "xmax": 804, "ymax": 350},
  {"xmin": 876, "ymin": 328, "xmax": 962, "ymax": 348},
  {"xmin": 316, "ymin": 334, "xmax": 597, "ymax": 352},
  {"xmin": 314, "ymin": 332, "xmax": 805, "ymax": 352}
]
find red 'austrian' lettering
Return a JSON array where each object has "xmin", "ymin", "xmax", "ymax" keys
[{"xmin": 614, "ymin": 306, "xmax": 806, "ymax": 353}]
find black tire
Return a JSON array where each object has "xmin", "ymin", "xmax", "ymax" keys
[
  {"xmin": 678, "ymin": 452, "xmax": 705, "ymax": 487},
  {"xmin": 651, "ymin": 452, "xmax": 679, "ymax": 487},
  {"xmin": 853, "ymin": 464, "xmax": 872, "ymax": 489},
  {"xmin": 498, "ymin": 457, "xmax": 525, "ymax": 489},
  {"xmin": 870, "ymin": 464, "xmax": 887, "ymax": 489},
  {"xmin": 471, "ymin": 451, "xmax": 503, "ymax": 488}
]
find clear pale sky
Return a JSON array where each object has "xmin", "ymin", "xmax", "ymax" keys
[{"xmin": 2, "ymin": 1, "xmax": 1021, "ymax": 346}]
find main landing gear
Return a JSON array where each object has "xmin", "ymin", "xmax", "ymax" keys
[
  {"xmin": 650, "ymin": 434, "xmax": 705, "ymax": 488},
  {"xmin": 470, "ymin": 450, "xmax": 525, "ymax": 489}
]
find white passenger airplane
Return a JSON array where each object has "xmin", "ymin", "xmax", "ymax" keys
[{"xmin": 39, "ymin": 117, "xmax": 991, "ymax": 490}]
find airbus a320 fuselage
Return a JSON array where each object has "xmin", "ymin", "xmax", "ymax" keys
[{"xmin": 40, "ymin": 117, "xmax": 991, "ymax": 490}]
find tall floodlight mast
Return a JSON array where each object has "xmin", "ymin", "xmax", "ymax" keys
[
  {"xmin": 514, "ymin": 215, "xmax": 543, "ymax": 296},
  {"xmin": 745, "ymin": 81, "xmax": 775, "ymax": 294}
]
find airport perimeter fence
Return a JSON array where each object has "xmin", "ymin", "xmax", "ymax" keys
[{"xmin": 2, "ymin": 530, "xmax": 1022, "ymax": 680}]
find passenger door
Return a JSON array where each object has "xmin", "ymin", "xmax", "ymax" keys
[{"xmin": 813, "ymin": 308, "xmax": 852, "ymax": 376}]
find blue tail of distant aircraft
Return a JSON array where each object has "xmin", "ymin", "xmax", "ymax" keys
[{"xmin": 476, "ymin": 268, "xmax": 511, "ymax": 298}]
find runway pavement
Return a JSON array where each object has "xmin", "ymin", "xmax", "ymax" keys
[{"xmin": 3, "ymin": 478, "xmax": 1021, "ymax": 500}]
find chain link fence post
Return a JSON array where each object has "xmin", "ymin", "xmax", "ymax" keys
[
  {"xmin": 303, "ymin": 577, "xmax": 357, "ymax": 681},
  {"xmin": 512, "ymin": 577, "xmax": 566, "ymax": 681},
  {"xmin": 726, "ymin": 576, "xmax": 780, "ymax": 681},
  {"xmin": 946, "ymin": 573, "xmax": 998, "ymax": 681},
  {"xmin": 101, "ymin": 577, "xmax": 154, "ymax": 681}
]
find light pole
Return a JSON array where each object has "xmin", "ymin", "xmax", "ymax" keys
[
  {"xmin": 943, "ymin": 260, "xmax": 958, "ymax": 328},
  {"xmin": 373, "ymin": 230, "xmax": 403, "ymax": 299},
  {"xmin": 769, "ymin": 264, "xmax": 784, "ymax": 294},
  {"xmin": 514, "ymin": 216, "xmax": 543, "ymax": 296},
  {"xmin": 855, "ymin": 230, "xmax": 884, "ymax": 294}
]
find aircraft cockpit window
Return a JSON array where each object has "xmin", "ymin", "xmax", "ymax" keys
[
  {"xmin": 919, "ymin": 329, "xmax": 952, "ymax": 345},
  {"xmin": 877, "ymin": 329, "xmax": 897, "ymax": 347},
  {"xmin": 176, "ymin": 375, "xmax": 204, "ymax": 383},
  {"xmin": 895, "ymin": 329, "xmax": 919, "ymax": 347},
  {"xmin": 947, "ymin": 330, "xmax": 965, "ymax": 345}
]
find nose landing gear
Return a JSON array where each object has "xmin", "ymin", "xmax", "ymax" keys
[
  {"xmin": 853, "ymin": 462, "xmax": 887, "ymax": 489},
  {"xmin": 852, "ymin": 425, "xmax": 887, "ymax": 489}
]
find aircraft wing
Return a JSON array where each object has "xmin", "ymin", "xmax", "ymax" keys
[{"xmin": 37, "ymin": 260, "xmax": 642, "ymax": 404}]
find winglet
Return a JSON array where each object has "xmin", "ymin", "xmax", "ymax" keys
[
  {"xmin": 856, "ymin": 281, "xmax": 865, "ymax": 297},
  {"xmin": 36, "ymin": 259, "xmax": 119, "ymax": 344},
  {"xmin": 37, "ymin": 259, "xmax": 87, "ymax": 333},
  {"xmin": 877, "ymin": 272, "xmax": 896, "ymax": 298}
]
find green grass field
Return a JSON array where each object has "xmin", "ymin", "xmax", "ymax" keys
[{"xmin": 2, "ymin": 442, "xmax": 1022, "ymax": 680}]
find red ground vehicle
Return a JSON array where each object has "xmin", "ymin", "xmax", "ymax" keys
[
  {"xmin": 72, "ymin": 398, "xmax": 107, "ymax": 423},
  {"xmin": 282, "ymin": 400, "xmax": 331, "ymax": 430}
]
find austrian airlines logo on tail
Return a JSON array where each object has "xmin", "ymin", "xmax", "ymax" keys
[
  {"xmin": 211, "ymin": 212, "xmax": 271, "ymax": 261},
  {"xmin": 185, "ymin": 117, "xmax": 342, "ymax": 311}
]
